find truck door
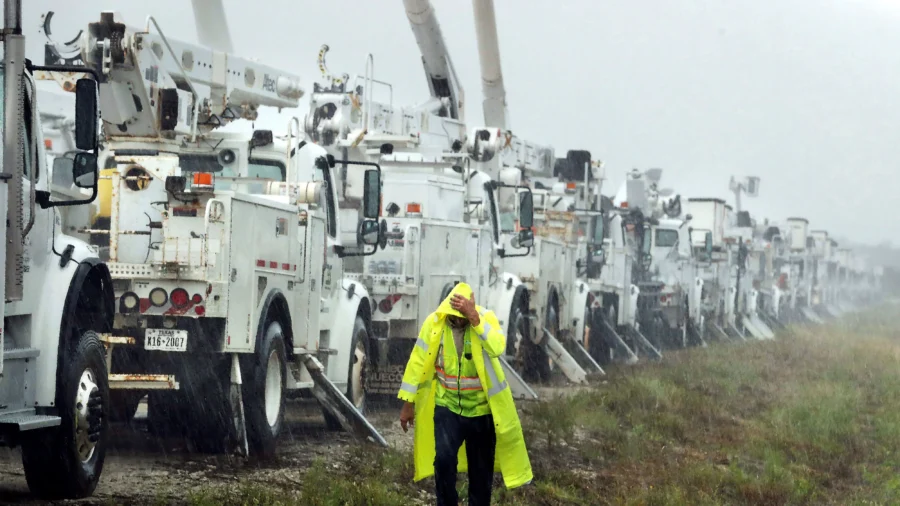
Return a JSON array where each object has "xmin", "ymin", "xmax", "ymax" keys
[{"xmin": 316, "ymin": 160, "xmax": 340, "ymax": 319}]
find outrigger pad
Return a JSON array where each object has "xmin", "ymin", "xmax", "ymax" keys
[{"xmin": 302, "ymin": 355, "xmax": 388, "ymax": 447}]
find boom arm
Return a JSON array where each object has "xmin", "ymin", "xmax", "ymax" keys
[
  {"xmin": 471, "ymin": 0, "xmax": 507, "ymax": 129},
  {"xmin": 190, "ymin": 0, "xmax": 234, "ymax": 53},
  {"xmin": 403, "ymin": 0, "xmax": 465, "ymax": 122},
  {"xmin": 79, "ymin": 12, "xmax": 303, "ymax": 140}
]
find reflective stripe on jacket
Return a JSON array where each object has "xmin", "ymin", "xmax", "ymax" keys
[
  {"xmin": 434, "ymin": 326, "xmax": 490, "ymax": 417},
  {"xmin": 397, "ymin": 282, "xmax": 533, "ymax": 489}
]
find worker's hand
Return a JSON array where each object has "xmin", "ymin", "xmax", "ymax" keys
[
  {"xmin": 451, "ymin": 292, "xmax": 480, "ymax": 327},
  {"xmin": 400, "ymin": 402, "xmax": 415, "ymax": 433}
]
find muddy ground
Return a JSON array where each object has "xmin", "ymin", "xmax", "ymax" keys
[{"xmin": 0, "ymin": 396, "xmax": 419, "ymax": 505}]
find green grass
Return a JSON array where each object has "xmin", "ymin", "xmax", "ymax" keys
[{"xmin": 191, "ymin": 306, "xmax": 900, "ymax": 506}]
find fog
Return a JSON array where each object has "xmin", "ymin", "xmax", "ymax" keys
[{"xmin": 28, "ymin": 0, "xmax": 900, "ymax": 244}]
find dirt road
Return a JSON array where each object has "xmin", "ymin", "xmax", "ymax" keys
[{"xmin": 0, "ymin": 398, "xmax": 411, "ymax": 505}]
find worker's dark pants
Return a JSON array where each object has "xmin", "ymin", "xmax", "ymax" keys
[{"xmin": 434, "ymin": 405, "xmax": 496, "ymax": 506}]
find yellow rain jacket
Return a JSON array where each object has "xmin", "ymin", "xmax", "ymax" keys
[{"xmin": 397, "ymin": 283, "xmax": 533, "ymax": 489}]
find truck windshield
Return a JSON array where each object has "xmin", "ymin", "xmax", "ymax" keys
[
  {"xmin": 655, "ymin": 228, "xmax": 679, "ymax": 248},
  {"xmin": 500, "ymin": 211, "xmax": 517, "ymax": 233}
]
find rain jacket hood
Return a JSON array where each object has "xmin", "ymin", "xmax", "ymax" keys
[{"xmin": 435, "ymin": 282, "xmax": 473, "ymax": 319}]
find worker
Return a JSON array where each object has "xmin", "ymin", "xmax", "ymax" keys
[{"xmin": 397, "ymin": 282, "xmax": 532, "ymax": 506}]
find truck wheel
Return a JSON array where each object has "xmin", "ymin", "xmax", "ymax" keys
[
  {"xmin": 588, "ymin": 308, "xmax": 612, "ymax": 366},
  {"xmin": 325, "ymin": 316, "xmax": 369, "ymax": 430},
  {"xmin": 244, "ymin": 320, "xmax": 287, "ymax": 457},
  {"xmin": 521, "ymin": 306, "xmax": 552, "ymax": 383},
  {"xmin": 506, "ymin": 300, "xmax": 528, "ymax": 360},
  {"xmin": 21, "ymin": 330, "xmax": 108, "ymax": 499}
]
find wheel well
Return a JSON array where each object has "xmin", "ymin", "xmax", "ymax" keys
[
  {"xmin": 355, "ymin": 300, "xmax": 375, "ymax": 366},
  {"xmin": 58, "ymin": 260, "xmax": 114, "ymax": 405},
  {"xmin": 259, "ymin": 290, "xmax": 294, "ymax": 358},
  {"xmin": 547, "ymin": 288, "xmax": 560, "ymax": 321},
  {"xmin": 509, "ymin": 285, "xmax": 530, "ymax": 339}
]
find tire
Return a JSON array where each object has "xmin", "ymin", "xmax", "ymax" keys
[
  {"xmin": 588, "ymin": 307, "xmax": 612, "ymax": 366},
  {"xmin": 21, "ymin": 330, "xmax": 108, "ymax": 500},
  {"xmin": 325, "ymin": 316, "xmax": 369, "ymax": 430},
  {"xmin": 522, "ymin": 304, "xmax": 552, "ymax": 383},
  {"xmin": 243, "ymin": 321, "xmax": 287, "ymax": 457},
  {"xmin": 506, "ymin": 299, "xmax": 528, "ymax": 360}
]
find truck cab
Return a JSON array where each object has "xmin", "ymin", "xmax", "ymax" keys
[{"xmin": 1, "ymin": 32, "xmax": 113, "ymax": 498}]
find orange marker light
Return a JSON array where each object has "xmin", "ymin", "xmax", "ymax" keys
[
  {"xmin": 193, "ymin": 172, "xmax": 213, "ymax": 186},
  {"xmin": 407, "ymin": 202, "xmax": 421, "ymax": 214}
]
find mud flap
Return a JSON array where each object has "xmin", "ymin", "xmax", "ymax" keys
[
  {"xmin": 629, "ymin": 328, "xmax": 662, "ymax": 361},
  {"xmin": 229, "ymin": 354, "xmax": 249, "ymax": 457},
  {"xmin": 600, "ymin": 320, "xmax": 639, "ymax": 365},
  {"xmin": 543, "ymin": 328, "xmax": 587, "ymax": 384},
  {"xmin": 800, "ymin": 307, "xmax": 825, "ymax": 324},
  {"xmin": 302, "ymin": 355, "xmax": 388, "ymax": 447},
  {"xmin": 498, "ymin": 357, "xmax": 539, "ymax": 401}
]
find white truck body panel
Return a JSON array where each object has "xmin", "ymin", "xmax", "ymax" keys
[{"xmin": 686, "ymin": 198, "xmax": 727, "ymax": 248}]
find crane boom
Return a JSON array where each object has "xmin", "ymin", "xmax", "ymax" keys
[
  {"xmin": 190, "ymin": 0, "xmax": 234, "ymax": 53},
  {"xmin": 403, "ymin": 0, "xmax": 464, "ymax": 122},
  {"xmin": 471, "ymin": 0, "xmax": 507, "ymax": 129},
  {"xmin": 79, "ymin": 12, "xmax": 303, "ymax": 140}
]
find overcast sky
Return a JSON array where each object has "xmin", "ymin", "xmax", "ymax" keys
[{"xmin": 27, "ymin": 0, "xmax": 900, "ymax": 245}]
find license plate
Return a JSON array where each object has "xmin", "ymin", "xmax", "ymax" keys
[{"xmin": 144, "ymin": 329, "xmax": 188, "ymax": 352}]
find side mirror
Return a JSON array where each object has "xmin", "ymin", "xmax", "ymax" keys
[
  {"xmin": 74, "ymin": 79, "xmax": 98, "ymax": 151},
  {"xmin": 72, "ymin": 152, "xmax": 98, "ymax": 188},
  {"xmin": 358, "ymin": 219, "xmax": 380, "ymax": 246},
  {"xmin": 705, "ymin": 231, "xmax": 713, "ymax": 256},
  {"xmin": 362, "ymin": 169, "xmax": 381, "ymax": 219},
  {"xmin": 51, "ymin": 155, "xmax": 75, "ymax": 187},
  {"xmin": 518, "ymin": 191, "xmax": 534, "ymax": 229},
  {"xmin": 514, "ymin": 229, "xmax": 534, "ymax": 249}
]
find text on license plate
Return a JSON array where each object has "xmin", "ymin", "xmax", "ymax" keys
[{"xmin": 144, "ymin": 329, "xmax": 188, "ymax": 352}]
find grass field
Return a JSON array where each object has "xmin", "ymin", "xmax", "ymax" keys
[{"xmin": 189, "ymin": 307, "xmax": 900, "ymax": 506}]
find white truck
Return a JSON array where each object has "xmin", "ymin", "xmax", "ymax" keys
[
  {"xmin": 46, "ymin": 10, "xmax": 388, "ymax": 456},
  {"xmin": 0, "ymin": 0, "xmax": 114, "ymax": 498},
  {"xmin": 545, "ymin": 164, "xmax": 651, "ymax": 366},
  {"xmin": 611, "ymin": 168, "xmax": 703, "ymax": 353},
  {"xmin": 304, "ymin": 0, "xmax": 541, "ymax": 399},
  {"xmin": 469, "ymin": 0, "xmax": 600, "ymax": 382}
]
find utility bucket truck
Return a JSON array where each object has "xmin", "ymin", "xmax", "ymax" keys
[
  {"xmin": 304, "ymin": 0, "xmax": 541, "ymax": 401},
  {"xmin": 43, "ymin": 11, "xmax": 389, "ymax": 455},
  {"xmin": 507, "ymin": 150, "xmax": 608, "ymax": 382},
  {"xmin": 551, "ymin": 160, "xmax": 653, "ymax": 368},
  {"xmin": 0, "ymin": 0, "xmax": 115, "ymax": 498},
  {"xmin": 809, "ymin": 229, "xmax": 836, "ymax": 320},
  {"xmin": 780, "ymin": 217, "xmax": 825, "ymax": 325},
  {"xmin": 611, "ymin": 169, "xmax": 699, "ymax": 355},
  {"xmin": 684, "ymin": 197, "xmax": 731, "ymax": 342},
  {"xmin": 467, "ymin": 0, "xmax": 596, "ymax": 384}
]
